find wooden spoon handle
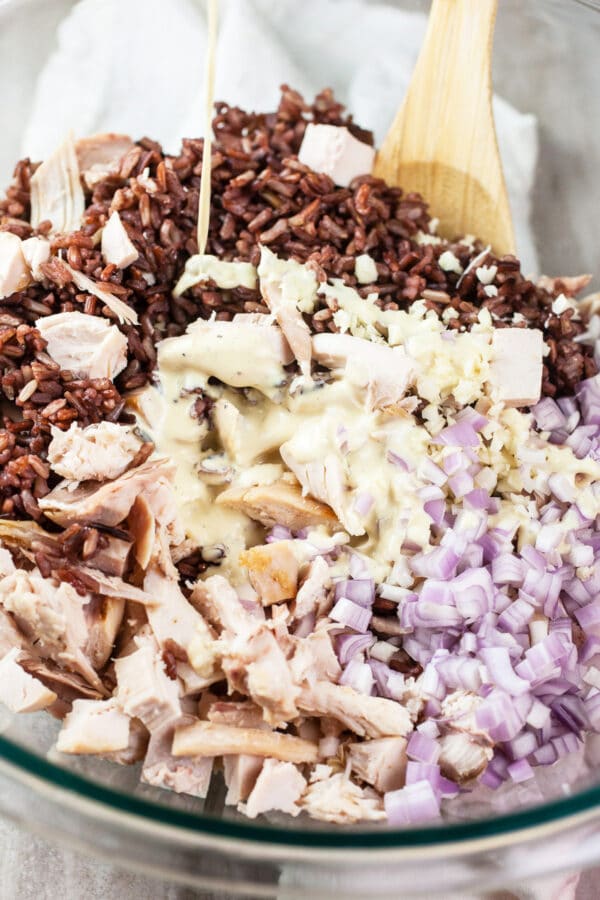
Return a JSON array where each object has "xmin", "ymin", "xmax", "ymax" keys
[
  {"xmin": 403, "ymin": 0, "xmax": 496, "ymax": 154},
  {"xmin": 374, "ymin": 0, "xmax": 515, "ymax": 255}
]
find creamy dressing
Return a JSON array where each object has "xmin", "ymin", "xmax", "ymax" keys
[
  {"xmin": 174, "ymin": 256, "xmax": 257, "ymax": 297},
  {"xmin": 147, "ymin": 249, "xmax": 600, "ymax": 587},
  {"xmin": 153, "ymin": 321, "xmax": 441, "ymax": 580}
]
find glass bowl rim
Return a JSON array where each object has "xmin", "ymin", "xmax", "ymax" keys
[
  {"xmin": 2, "ymin": 732, "xmax": 600, "ymax": 850},
  {"xmin": 1, "ymin": 0, "xmax": 600, "ymax": 857}
]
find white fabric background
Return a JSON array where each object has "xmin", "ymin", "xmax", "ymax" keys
[{"xmin": 22, "ymin": 0, "xmax": 538, "ymax": 272}]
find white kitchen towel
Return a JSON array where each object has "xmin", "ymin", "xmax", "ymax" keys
[{"xmin": 22, "ymin": 0, "xmax": 538, "ymax": 272}]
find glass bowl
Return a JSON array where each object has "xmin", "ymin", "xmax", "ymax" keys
[{"xmin": 1, "ymin": 0, "xmax": 600, "ymax": 895}]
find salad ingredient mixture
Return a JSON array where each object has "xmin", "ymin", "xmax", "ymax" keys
[{"xmin": 0, "ymin": 87, "xmax": 599, "ymax": 825}]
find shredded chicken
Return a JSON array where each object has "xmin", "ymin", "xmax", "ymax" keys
[
  {"xmin": 115, "ymin": 642, "xmax": 182, "ymax": 732},
  {"xmin": 142, "ymin": 723, "xmax": 213, "ymax": 797},
  {"xmin": 239, "ymin": 542, "xmax": 299, "ymax": 605},
  {"xmin": 294, "ymin": 556, "xmax": 331, "ymax": 619},
  {"xmin": 19, "ymin": 655, "xmax": 104, "ymax": 704},
  {"xmin": 195, "ymin": 574, "xmax": 300, "ymax": 723},
  {"xmin": 39, "ymin": 458, "xmax": 175, "ymax": 527},
  {"xmin": 0, "ymin": 569, "xmax": 106, "ymax": 690},
  {"xmin": 75, "ymin": 133, "xmax": 134, "ymax": 188},
  {"xmin": 289, "ymin": 628, "xmax": 341, "ymax": 685},
  {"xmin": 347, "ymin": 737, "xmax": 408, "ymax": 793},
  {"xmin": 143, "ymin": 535, "xmax": 220, "ymax": 693},
  {"xmin": 244, "ymin": 759, "xmax": 307, "ymax": 818},
  {"xmin": 172, "ymin": 720, "xmax": 319, "ymax": 763},
  {"xmin": 438, "ymin": 732, "xmax": 493, "ymax": 783},
  {"xmin": 101, "ymin": 210, "xmax": 139, "ymax": 269},
  {"xmin": 206, "ymin": 700, "xmax": 268, "ymax": 730},
  {"xmin": 128, "ymin": 494, "xmax": 156, "ymax": 569},
  {"xmin": 0, "ymin": 232, "xmax": 30, "ymax": 299},
  {"xmin": 537, "ymin": 274, "xmax": 592, "ymax": 296},
  {"xmin": 56, "ymin": 699, "xmax": 131, "ymax": 754},
  {"xmin": 0, "ymin": 519, "xmax": 132, "ymax": 578},
  {"xmin": 84, "ymin": 595, "xmax": 125, "ymax": 670},
  {"xmin": 298, "ymin": 682, "xmax": 413, "ymax": 738},
  {"xmin": 280, "ymin": 446, "xmax": 363, "ymax": 536},
  {"xmin": 258, "ymin": 247, "xmax": 313, "ymax": 378},
  {"xmin": 312, "ymin": 332, "xmax": 414, "ymax": 410},
  {"xmin": 36, "ymin": 311, "xmax": 129, "ymax": 380},
  {"xmin": 104, "ymin": 718, "xmax": 149, "ymax": 766},
  {"xmin": 30, "ymin": 134, "xmax": 85, "ymax": 234},
  {"xmin": 48, "ymin": 422, "xmax": 141, "ymax": 482},
  {"xmin": 301, "ymin": 769, "xmax": 385, "ymax": 823},
  {"xmin": 64, "ymin": 263, "xmax": 139, "ymax": 325},
  {"xmin": 21, "ymin": 236, "xmax": 51, "ymax": 280},
  {"xmin": 0, "ymin": 648, "xmax": 57, "ymax": 713},
  {"xmin": 223, "ymin": 754, "xmax": 263, "ymax": 805},
  {"xmin": 216, "ymin": 478, "xmax": 338, "ymax": 530}
]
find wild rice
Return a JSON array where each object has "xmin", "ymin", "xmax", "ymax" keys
[{"xmin": 0, "ymin": 86, "xmax": 595, "ymax": 521}]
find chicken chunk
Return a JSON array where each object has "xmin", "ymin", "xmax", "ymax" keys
[
  {"xmin": 143, "ymin": 532, "xmax": 220, "ymax": 694},
  {"xmin": 128, "ymin": 494, "xmax": 155, "ymax": 570},
  {"xmin": 222, "ymin": 626, "xmax": 301, "ymax": 726},
  {"xmin": 190, "ymin": 574, "xmax": 250, "ymax": 635},
  {"xmin": 56, "ymin": 699, "xmax": 131, "ymax": 754},
  {"xmin": 216, "ymin": 479, "xmax": 338, "ymax": 531},
  {"xmin": 0, "ymin": 519, "xmax": 132, "ymax": 578},
  {"xmin": 300, "ymin": 769, "xmax": 385, "ymax": 823},
  {"xmin": 19, "ymin": 655, "xmax": 104, "ymax": 704},
  {"xmin": 0, "ymin": 569, "xmax": 104, "ymax": 690},
  {"xmin": 438, "ymin": 732, "xmax": 493, "ymax": 783},
  {"xmin": 75, "ymin": 133, "xmax": 134, "ymax": 187},
  {"xmin": 280, "ymin": 446, "xmax": 362, "ymax": 536},
  {"xmin": 84, "ymin": 595, "xmax": 125, "ymax": 670},
  {"xmin": 103, "ymin": 717, "xmax": 149, "ymax": 766},
  {"xmin": 258, "ymin": 247, "xmax": 314, "ymax": 378},
  {"xmin": 0, "ymin": 648, "xmax": 57, "ymax": 713},
  {"xmin": 115, "ymin": 643, "xmax": 182, "ymax": 732},
  {"xmin": 294, "ymin": 556, "xmax": 332, "ymax": 619},
  {"xmin": 298, "ymin": 124, "xmax": 376, "ymax": 188},
  {"xmin": 197, "ymin": 577, "xmax": 299, "ymax": 724},
  {"xmin": 36, "ymin": 311, "xmax": 128, "ymax": 381},
  {"xmin": 207, "ymin": 700, "xmax": 267, "ymax": 731},
  {"xmin": 21, "ymin": 236, "xmax": 51, "ymax": 280},
  {"xmin": 47, "ymin": 422, "xmax": 141, "ymax": 482},
  {"xmin": 244, "ymin": 759, "xmax": 307, "ymax": 819},
  {"xmin": 440, "ymin": 690, "xmax": 489, "ymax": 738},
  {"xmin": 39, "ymin": 458, "xmax": 175, "ymax": 527},
  {"xmin": 0, "ymin": 607, "xmax": 23, "ymax": 657},
  {"xmin": 65, "ymin": 264, "xmax": 139, "ymax": 325},
  {"xmin": 239, "ymin": 542, "xmax": 299, "ymax": 605},
  {"xmin": 489, "ymin": 328, "xmax": 543, "ymax": 407},
  {"xmin": 172, "ymin": 721, "xmax": 318, "ymax": 763},
  {"xmin": 347, "ymin": 737, "xmax": 408, "ymax": 793},
  {"xmin": 289, "ymin": 628, "xmax": 341, "ymax": 685},
  {"xmin": 30, "ymin": 134, "xmax": 85, "ymax": 234},
  {"xmin": 298, "ymin": 682, "xmax": 413, "ymax": 738},
  {"xmin": 142, "ymin": 723, "xmax": 213, "ymax": 797},
  {"xmin": 158, "ymin": 318, "xmax": 293, "ymax": 399},
  {"xmin": 223, "ymin": 754, "xmax": 263, "ymax": 805},
  {"xmin": 101, "ymin": 211, "xmax": 138, "ymax": 269},
  {"xmin": 312, "ymin": 332, "xmax": 414, "ymax": 410},
  {"xmin": 0, "ymin": 232, "xmax": 31, "ymax": 299}
]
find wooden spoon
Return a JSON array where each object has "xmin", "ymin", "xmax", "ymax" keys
[{"xmin": 373, "ymin": 0, "xmax": 515, "ymax": 256}]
